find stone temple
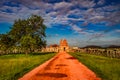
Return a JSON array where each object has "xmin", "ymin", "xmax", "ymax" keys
[
  {"xmin": 42, "ymin": 39, "xmax": 70, "ymax": 52},
  {"xmin": 59, "ymin": 39, "xmax": 69, "ymax": 52}
]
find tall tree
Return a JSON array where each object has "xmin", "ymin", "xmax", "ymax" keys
[{"xmin": 0, "ymin": 15, "xmax": 46, "ymax": 54}]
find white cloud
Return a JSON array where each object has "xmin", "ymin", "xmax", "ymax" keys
[
  {"xmin": 89, "ymin": 15, "xmax": 105, "ymax": 24},
  {"xmin": 72, "ymin": 0, "xmax": 95, "ymax": 8},
  {"xmin": 97, "ymin": 0, "xmax": 105, "ymax": 5},
  {"xmin": 102, "ymin": 4, "xmax": 120, "ymax": 11},
  {"xmin": 54, "ymin": 1, "xmax": 73, "ymax": 10},
  {"xmin": 47, "ymin": 11, "xmax": 57, "ymax": 16},
  {"xmin": 70, "ymin": 24, "xmax": 88, "ymax": 34},
  {"xmin": 115, "ymin": 29, "xmax": 120, "ymax": 33},
  {"xmin": 83, "ymin": 5, "xmax": 120, "ymax": 26},
  {"xmin": 90, "ymin": 15, "xmax": 104, "ymax": 20},
  {"xmin": 0, "ymin": 11, "xmax": 18, "ymax": 23}
]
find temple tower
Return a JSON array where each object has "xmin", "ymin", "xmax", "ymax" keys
[{"xmin": 59, "ymin": 39, "xmax": 69, "ymax": 52}]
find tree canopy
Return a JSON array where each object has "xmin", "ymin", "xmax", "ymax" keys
[{"xmin": 0, "ymin": 15, "xmax": 46, "ymax": 54}]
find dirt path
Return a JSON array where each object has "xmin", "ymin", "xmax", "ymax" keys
[{"xmin": 19, "ymin": 52, "xmax": 101, "ymax": 80}]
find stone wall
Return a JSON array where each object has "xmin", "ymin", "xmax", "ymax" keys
[{"xmin": 74, "ymin": 48, "xmax": 120, "ymax": 58}]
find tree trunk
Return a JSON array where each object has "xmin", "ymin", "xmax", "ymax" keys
[{"xmin": 25, "ymin": 50, "xmax": 28, "ymax": 55}]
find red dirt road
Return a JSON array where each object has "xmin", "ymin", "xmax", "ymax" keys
[{"xmin": 19, "ymin": 52, "xmax": 101, "ymax": 80}]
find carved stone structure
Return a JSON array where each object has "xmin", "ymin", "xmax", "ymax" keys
[
  {"xmin": 59, "ymin": 39, "xmax": 69, "ymax": 52},
  {"xmin": 42, "ymin": 39, "xmax": 70, "ymax": 52}
]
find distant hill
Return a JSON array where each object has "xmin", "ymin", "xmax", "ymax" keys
[
  {"xmin": 83, "ymin": 45, "xmax": 102, "ymax": 48},
  {"xmin": 107, "ymin": 45, "xmax": 120, "ymax": 48},
  {"xmin": 82, "ymin": 45, "xmax": 120, "ymax": 48}
]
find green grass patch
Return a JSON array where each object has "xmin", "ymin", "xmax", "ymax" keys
[
  {"xmin": 69, "ymin": 52, "xmax": 120, "ymax": 80},
  {"xmin": 0, "ymin": 52, "xmax": 56, "ymax": 80}
]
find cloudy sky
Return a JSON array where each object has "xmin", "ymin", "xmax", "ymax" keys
[{"xmin": 0, "ymin": 0, "xmax": 120, "ymax": 47}]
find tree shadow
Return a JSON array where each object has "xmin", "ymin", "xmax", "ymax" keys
[
  {"xmin": 66, "ymin": 57, "xmax": 76, "ymax": 59},
  {"xmin": 36, "ymin": 73, "xmax": 68, "ymax": 78},
  {"xmin": 56, "ymin": 64, "xmax": 67, "ymax": 66},
  {"xmin": 44, "ymin": 57, "xmax": 58, "ymax": 70}
]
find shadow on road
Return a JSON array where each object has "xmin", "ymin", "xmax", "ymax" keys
[
  {"xmin": 56, "ymin": 64, "xmax": 67, "ymax": 66},
  {"xmin": 66, "ymin": 57, "xmax": 76, "ymax": 60},
  {"xmin": 36, "ymin": 73, "xmax": 68, "ymax": 78}
]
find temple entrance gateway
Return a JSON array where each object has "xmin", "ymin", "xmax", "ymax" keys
[{"xmin": 59, "ymin": 39, "xmax": 69, "ymax": 52}]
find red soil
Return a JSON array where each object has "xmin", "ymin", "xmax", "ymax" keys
[{"xmin": 19, "ymin": 52, "xmax": 101, "ymax": 80}]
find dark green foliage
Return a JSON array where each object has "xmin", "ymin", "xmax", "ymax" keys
[
  {"xmin": 0, "ymin": 34, "xmax": 15, "ymax": 54},
  {"xmin": 0, "ymin": 34, "xmax": 13, "ymax": 47}
]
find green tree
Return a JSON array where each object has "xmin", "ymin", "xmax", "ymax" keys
[
  {"xmin": 0, "ymin": 15, "xmax": 46, "ymax": 54},
  {"xmin": 20, "ymin": 34, "xmax": 36, "ymax": 55}
]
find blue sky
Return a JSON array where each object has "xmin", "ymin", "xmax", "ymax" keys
[{"xmin": 0, "ymin": 0, "xmax": 120, "ymax": 47}]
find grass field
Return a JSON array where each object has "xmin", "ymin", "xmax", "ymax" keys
[
  {"xmin": 69, "ymin": 52, "xmax": 120, "ymax": 80},
  {"xmin": 0, "ymin": 52, "xmax": 56, "ymax": 80}
]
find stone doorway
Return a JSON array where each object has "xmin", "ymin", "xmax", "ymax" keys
[{"xmin": 64, "ymin": 47, "xmax": 66, "ymax": 51}]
